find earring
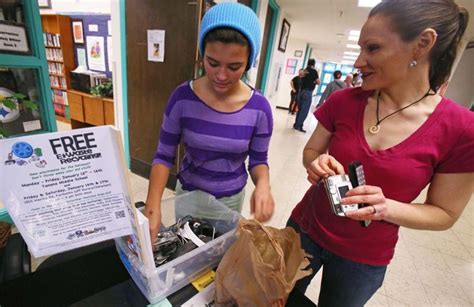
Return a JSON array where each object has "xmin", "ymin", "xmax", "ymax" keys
[{"xmin": 409, "ymin": 60, "xmax": 418, "ymax": 68}]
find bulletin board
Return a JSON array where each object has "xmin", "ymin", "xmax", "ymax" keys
[{"xmin": 66, "ymin": 14, "xmax": 112, "ymax": 78}]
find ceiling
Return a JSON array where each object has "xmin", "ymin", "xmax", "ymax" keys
[{"xmin": 277, "ymin": 0, "xmax": 474, "ymax": 64}]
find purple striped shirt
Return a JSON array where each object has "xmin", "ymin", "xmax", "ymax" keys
[{"xmin": 153, "ymin": 81, "xmax": 273, "ymax": 198}]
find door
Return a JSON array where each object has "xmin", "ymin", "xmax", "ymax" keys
[{"xmin": 127, "ymin": 0, "xmax": 201, "ymax": 188}]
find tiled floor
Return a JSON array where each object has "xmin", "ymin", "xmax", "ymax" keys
[{"xmin": 56, "ymin": 105, "xmax": 473, "ymax": 306}]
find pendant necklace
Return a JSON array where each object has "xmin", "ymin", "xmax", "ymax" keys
[{"xmin": 369, "ymin": 88, "xmax": 433, "ymax": 134}]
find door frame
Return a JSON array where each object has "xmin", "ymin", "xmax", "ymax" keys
[{"xmin": 258, "ymin": 0, "xmax": 280, "ymax": 95}]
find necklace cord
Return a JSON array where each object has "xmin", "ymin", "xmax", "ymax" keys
[{"xmin": 375, "ymin": 88, "xmax": 434, "ymax": 126}]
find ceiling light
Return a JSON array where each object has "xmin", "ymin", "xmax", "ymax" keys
[
  {"xmin": 341, "ymin": 60, "xmax": 355, "ymax": 65},
  {"xmin": 348, "ymin": 36, "xmax": 359, "ymax": 41},
  {"xmin": 358, "ymin": 0, "xmax": 381, "ymax": 8},
  {"xmin": 349, "ymin": 30, "xmax": 360, "ymax": 37},
  {"xmin": 344, "ymin": 51, "xmax": 359, "ymax": 56},
  {"xmin": 343, "ymin": 55, "xmax": 358, "ymax": 60},
  {"xmin": 346, "ymin": 44, "xmax": 360, "ymax": 49}
]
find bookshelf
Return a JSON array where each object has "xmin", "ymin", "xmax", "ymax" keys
[{"xmin": 40, "ymin": 14, "xmax": 75, "ymax": 123}]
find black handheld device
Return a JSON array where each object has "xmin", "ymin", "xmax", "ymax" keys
[{"xmin": 348, "ymin": 161, "xmax": 371, "ymax": 227}]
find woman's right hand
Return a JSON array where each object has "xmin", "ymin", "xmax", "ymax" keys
[
  {"xmin": 306, "ymin": 153, "xmax": 344, "ymax": 184},
  {"xmin": 145, "ymin": 203, "xmax": 161, "ymax": 245}
]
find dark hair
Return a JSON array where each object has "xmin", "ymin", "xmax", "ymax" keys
[
  {"xmin": 307, "ymin": 58, "xmax": 316, "ymax": 67},
  {"xmin": 369, "ymin": 0, "xmax": 469, "ymax": 91},
  {"xmin": 333, "ymin": 70, "xmax": 342, "ymax": 79},
  {"xmin": 203, "ymin": 27, "xmax": 251, "ymax": 71}
]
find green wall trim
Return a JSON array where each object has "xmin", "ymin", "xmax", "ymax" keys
[
  {"xmin": 260, "ymin": 0, "xmax": 280, "ymax": 95},
  {"xmin": 302, "ymin": 43, "xmax": 310, "ymax": 69},
  {"xmin": 120, "ymin": 0, "xmax": 130, "ymax": 166},
  {"xmin": 0, "ymin": 208, "xmax": 13, "ymax": 225},
  {"xmin": 250, "ymin": 0, "xmax": 258, "ymax": 12}
]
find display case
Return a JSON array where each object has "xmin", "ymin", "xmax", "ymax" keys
[{"xmin": 0, "ymin": 0, "xmax": 56, "ymax": 138}]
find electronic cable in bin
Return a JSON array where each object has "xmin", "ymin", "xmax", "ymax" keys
[{"xmin": 115, "ymin": 190, "xmax": 241, "ymax": 304}]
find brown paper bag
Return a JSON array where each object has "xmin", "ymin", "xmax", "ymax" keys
[{"xmin": 215, "ymin": 219, "xmax": 312, "ymax": 306}]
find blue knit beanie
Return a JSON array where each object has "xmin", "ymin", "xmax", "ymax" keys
[{"xmin": 199, "ymin": 3, "xmax": 261, "ymax": 69}]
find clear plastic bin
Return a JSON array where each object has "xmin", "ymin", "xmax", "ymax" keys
[{"xmin": 115, "ymin": 190, "xmax": 240, "ymax": 304}]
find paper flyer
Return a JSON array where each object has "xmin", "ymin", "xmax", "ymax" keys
[
  {"xmin": 0, "ymin": 126, "xmax": 134, "ymax": 257},
  {"xmin": 87, "ymin": 36, "xmax": 106, "ymax": 71},
  {"xmin": 147, "ymin": 30, "xmax": 165, "ymax": 62}
]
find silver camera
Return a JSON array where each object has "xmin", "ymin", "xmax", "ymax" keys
[{"xmin": 323, "ymin": 174, "xmax": 359, "ymax": 216}]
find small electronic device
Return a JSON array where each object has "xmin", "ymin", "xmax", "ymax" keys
[
  {"xmin": 323, "ymin": 174, "xmax": 359, "ymax": 216},
  {"xmin": 152, "ymin": 231, "xmax": 180, "ymax": 265},
  {"xmin": 348, "ymin": 161, "xmax": 371, "ymax": 227}
]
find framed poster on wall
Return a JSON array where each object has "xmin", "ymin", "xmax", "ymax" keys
[
  {"xmin": 72, "ymin": 21, "xmax": 84, "ymax": 44},
  {"xmin": 278, "ymin": 18, "xmax": 290, "ymax": 52}
]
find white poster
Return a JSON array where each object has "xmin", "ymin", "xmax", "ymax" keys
[
  {"xmin": 147, "ymin": 29, "xmax": 165, "ymax": 62},
  {"xmin": 0, "ymin": 23, "xmax": 29, "ymax": 53},
  {"xmin": 107, "ymin": 36, "xmax": 113, "ymax": 71},
  {"xmin": 86, "ymin": 36, "xmax": 106, "ymax": 71},
  {"xmin": 88, "ymin": 24, "xmax": 99, "ymax": 32},
  {"xmin": 0, "ymin": 126, "xmax": 134, "ymax": 257}
]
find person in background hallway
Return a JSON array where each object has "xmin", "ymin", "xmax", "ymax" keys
[
  {"xmin": 316, "ymin": 70, "xmax": 346, "ymax": 108},
  {"xmin": 344, "ymin": 73, "xmax": 354, "ymax": 88},
  {"xmin": 352, "ymin": 72, "xmax": 363, "ymax": 87},
  {"xmin": 287, "ymin": 0, "xmax": 473, "ymax": 306},
  {"xmin": 145, "ymin": 2, "xmax": 275, "ymax": 244},
  {"xmin": 289, "ymin": 69, "xmax": 304, "ymax": 114},
  {"xmin": 293, "ymin": 59, "xmax": 320, "ymax": 133}
]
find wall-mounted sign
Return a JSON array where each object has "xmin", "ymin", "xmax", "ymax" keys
[
  {"xmin": 0, "ymin": 22, "xmax": 30, "ymax": 54},
  {"xmin": 147, "ymin": 29, "xmax": 165, "ymax": 63}
]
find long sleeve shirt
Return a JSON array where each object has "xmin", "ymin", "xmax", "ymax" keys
[{"xmin": 153, "ymin": 81, "xmax": 273, "ymax": 198}]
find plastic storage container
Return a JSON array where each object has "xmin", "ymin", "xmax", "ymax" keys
[{"xmin": 115, "ymin": 190, "xmax": 240, "ymax": 304}]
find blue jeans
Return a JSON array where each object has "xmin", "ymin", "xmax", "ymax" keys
[
  {"xmin": 286, "ymin": 218, "xmax": 387, "ymax": 307},
  {"xmin": 294, "ymin": 90, "xmax": 313, "ymax": 129}
]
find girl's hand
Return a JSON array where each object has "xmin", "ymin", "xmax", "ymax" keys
[
  {"xmin": 342, "ymin": 185, "xmax": 387, "ymax": 221},
  {"xmin": 306, "ymin": 154, "xmax": 344, "ymax": 185},
  {"xmin": 251, "ymin": 184, "xmax": 274, "ymax": 222},
  {"xmin": 145, "ymin": 205, "xmax": 162, "ymax": 244}
]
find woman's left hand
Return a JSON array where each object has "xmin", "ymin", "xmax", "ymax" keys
[
  {"xmin": 342, "ymin": 185, "xmax": 388, "ymax": 221},
  {"xmin": 250, "ymin": 184, "xmax": 275, "ymax": 222}
]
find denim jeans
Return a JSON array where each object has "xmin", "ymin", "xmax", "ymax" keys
[
  {"xmin": 286, "ymin": 218, "xmax": 387, "ymax": 307},
  {"xmin": 294, "ymin": 90, "xmax": 313, "ymax": 129}
]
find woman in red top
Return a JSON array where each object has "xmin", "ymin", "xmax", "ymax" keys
[{"xmin": 287, "ymin": 1, "xmax": 473, "ymax": 306}]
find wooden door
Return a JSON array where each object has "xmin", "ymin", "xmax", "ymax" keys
[{"xmin": 127, "ymin": 0, "xmax": 201, "ymax": 188}]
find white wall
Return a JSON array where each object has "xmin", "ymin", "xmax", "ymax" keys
[
  {"xmin": 110, "ymin": 0, "xmax": 125, "ymax": 145},
  {"xmin": 444, "ymin": 47, "xmax": 474, "ymax": 108},
  {"xmin": 39, "ymin": 0, "xmax": 111, "ymax": 14},
  {"xmin": 273, "ymin": 37, "xmax": 307, "ymax": 108}
]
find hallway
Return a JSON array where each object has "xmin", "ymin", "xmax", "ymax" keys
[{"xmin": 122, "ymin": 106, "xmax": 474, "ymax": 306}]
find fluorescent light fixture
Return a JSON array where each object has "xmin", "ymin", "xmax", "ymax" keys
[
  {"xmin": 349, "ymin": 30, "xmax": 360, "ymax": 37},
  {"xmin": 343, "ymin": 55, "xmax": 358, "ymax": 60},
  {"xmin": 344, "ymin": 51, "xmax": 360, "ymax": 56},
  {"xmin": 348, "ymin": 36, "xmax": 359, "ymax": 41},
  {"xmin": 341, "ymin": 60, "xmax": 355, "ymax": 65},
  {"xmin": 346, "ymin": 44, "xmax": 360, "ymax": 49},
  {"xmin": 358, "ymin": 0, "xmax": 381, "ymax": 8}
]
